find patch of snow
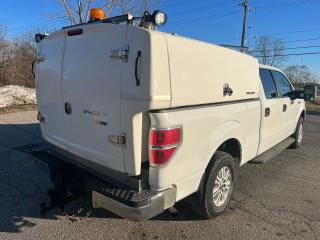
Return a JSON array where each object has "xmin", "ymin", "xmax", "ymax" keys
[{"xmin": 0, "ymin": 85, "xmax": 36, "ymax": 108}]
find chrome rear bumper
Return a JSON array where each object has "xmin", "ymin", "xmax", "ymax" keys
[{"xmin": 92, "ymin": 186, "xmax": 176, "ymax": 221}]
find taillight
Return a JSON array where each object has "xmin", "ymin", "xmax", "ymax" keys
[{"xmin": 149, "ymin": 127, "xmax": 182, "ymax": 166}]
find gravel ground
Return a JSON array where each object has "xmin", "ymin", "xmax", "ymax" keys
[{"xmin": 0, "ymin": 110, "xmax": 319, "ymax": 240}]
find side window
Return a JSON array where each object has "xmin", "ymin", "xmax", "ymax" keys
[
  {"xmin": 259, "ymin": 68, "xmax": 278, "ymax": 99},
  {"xmin": 272, "ymin": 71, "xmax": 292, "ymax": 97}
]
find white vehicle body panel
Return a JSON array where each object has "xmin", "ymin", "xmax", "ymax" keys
[
  {"xmin": 120, "ymin": 26, "xmax": 171, "ymax": 175},
  {"xmin": 149, "ymin": 100, "xmax": 261, "ymax": 200},
  {"xmin": 165, "ymin": 34, "xmax": 260, "ymax": 107},
  {"xmin": 259, "ymin": 98, "xmax": 284, "ymax": 153}
]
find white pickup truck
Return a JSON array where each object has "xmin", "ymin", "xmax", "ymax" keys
[{"xmin": 34, "ymin": 11, "xmax": 305, "ymax": 221}]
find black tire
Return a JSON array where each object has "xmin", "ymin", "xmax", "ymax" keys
[
  {"xmin": 291, "ymin": 117, "xmax": 304, "ymax": 149},
  {"xmin": 192, "ymin": 151, "xmax": 236, "ymax": 218}
]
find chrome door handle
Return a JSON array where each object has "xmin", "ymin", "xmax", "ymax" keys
[
  {"xmin": 265, "ymin": 107, "xmax": 271, "ymax": 117},
  {"xmin": 65, "ymin": 102, "xmax": 72, "ymax": 115},
  {"xmin": 283, "ymin": 104, "xmax": 287, "ymax": 112}
]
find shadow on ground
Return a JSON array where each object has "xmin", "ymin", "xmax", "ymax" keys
[{"xmin": 307, "ymin": 110, "xmax": 320, "ymax": 116}]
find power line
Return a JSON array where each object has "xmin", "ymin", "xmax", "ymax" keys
[
  {"xmin": 250, "ymin": 28, "xmax": 320, "ymax": 40},
  {"xmin": 249, "ymin": 36, "xmax": 320, "ymax": 47},
  {"xmin": 214, "ymin": 35, "xmax": 320, "ymax": 45},
  {"xmin": 265, "ymin": 28, "xmax": 320, "ymax": 36},
  {"xmin": 255, "ymin": 0, "xmax": 320, "ymax": 11},
  {"xmin": 169, "ymin": 10, "xmax": 241, "ymax": 26},
  {"xmin": 163, "ymin": 0, "xmax": 238, "ymax": 9},
  {"xmin": 254, "ymin": 51, "xmax": 320, "ymax": 57},
  {"xmin": 168, "ymin": 0, "xmax": 320, "ymax": 27},
  {"xmin": 250, "ymin": 45, "xmax": 320, "ymax": 53},
  {"xmin": 161, "ymin": 0, "xmax": 207, "ymax": 9},
  {"xmin": 282, "ymin": 37, "xmax": 320, "ymax": 44},
  {"xmin": 167, "ymin": 1, "xmax": 237, "ymax": 18}
]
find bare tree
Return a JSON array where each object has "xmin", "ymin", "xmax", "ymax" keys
[
  {"xmin": 284, "ymin": 65, "xmax": 319, "ymax": 84},
  {"xmin": 0, "ymin": 24, "xmax": 11, "ymax": 86},
  {"xmin": 115, "ymin": 0, "xmax": 153, "ymax": 14},
  {"xmin": 0, "ymin": 25, "xmax": 36, "ymax": 88},
  {"xmin": 11, "ymin": 33, "xmax": 37, "ymax": 88},
  {"xmin": 58, "ymin": 0, "xmax": 105, "ymax": 24},
  {"xmin": 57, "ymin": 0, "xmax": 159, "ymax": 25},
  {"xmin": 250, "ymin": 35, "xmax": 286, "ymax": 67}
]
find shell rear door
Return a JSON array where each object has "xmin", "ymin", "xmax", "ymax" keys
[
  {"xmin": 62, "ymin": 24, "xmax": 127, "ymax": 173},
  {"xmin": 36, "ymin": 31, "xmax": 67, "ymax": 150}
]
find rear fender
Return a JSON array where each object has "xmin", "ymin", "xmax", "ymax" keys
[{"xmin": 203, "ymin": 120, "xmax": 244, "ymax": 169}]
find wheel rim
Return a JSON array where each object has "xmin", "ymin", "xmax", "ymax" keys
[
  {"xmin": 213, "ymin": 166, "xmax": 232, "ymax": 207},
  {"xmin": 297, "ymin": 123, "xmax": 303, "ymax": 144}
]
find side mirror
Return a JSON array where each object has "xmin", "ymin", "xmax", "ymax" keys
[{"xmin": 291, "ymin": 90, "xmax": 305, "ymax": 100}]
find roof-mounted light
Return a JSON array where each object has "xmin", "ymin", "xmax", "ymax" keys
[
  {"xmin": 152, "ymin": 10, "xmax": 167, "ymax": 26},
  {"xmin": 90, "ymin": 8, "xmax": 105, "ymax": 21}
]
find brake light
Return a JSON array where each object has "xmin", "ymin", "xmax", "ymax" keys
[
  {"xmin": 149, "ymin": 127, "xmax": 182, "ymax": 166},
  {"xmin": 150, "ymin": 128, "xmax": 181, "ymax": 146}
]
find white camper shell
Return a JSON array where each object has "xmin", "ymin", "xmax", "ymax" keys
[{"xmin": 36, "ymin": 22, "xmax": 259, "ymax": 176}]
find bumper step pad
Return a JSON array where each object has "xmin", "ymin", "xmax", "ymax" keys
[{"xmin": 86, "ymin": 177, "xmax": 157, "ymax": 208}]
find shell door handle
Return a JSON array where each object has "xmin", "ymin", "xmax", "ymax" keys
[
  {"xmin": 36, "ymin": 54, "xmax": 45, "ymax": 63},
  {"xmin": 64, "ymin": 102, "xmax": 72, "ymax": 115},
  {"xmin": 223, "ymin": 83, "xmax": 233, "ymax": 96}
]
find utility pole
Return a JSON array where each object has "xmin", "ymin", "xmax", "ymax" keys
[{"xmin": 240, "ymin": 0, "xmax": 249, "ymax": 50}]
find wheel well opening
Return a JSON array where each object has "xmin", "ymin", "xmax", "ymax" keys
[{"xmin": 217, "ymin": 139, "xmax": 241, "ymax": 166}]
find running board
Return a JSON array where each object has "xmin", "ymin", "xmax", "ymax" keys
[{"xmin": 249, "ymin": 137, "xmax": 295, "ymax": 164}]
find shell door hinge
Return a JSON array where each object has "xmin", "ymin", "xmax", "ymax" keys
[
  {"xmin": 36, "ymin": 54, "xmax": 45, "ymax": 63},
  {"xmin": 37, "ymin": 112, "xmax": 46, "ymax": 122},
  {"xmin": 110, "ymin": 45, "xmax": 129, "ymax": 62},
  {"xmin": 108, "ymin": 133, "xmax": 126, "ymax": 147}
]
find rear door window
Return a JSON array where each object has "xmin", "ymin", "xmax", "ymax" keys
[
  {"xmin": 272, "ymin": 71, "xmax": 292, "ymax": 97},
  {"xmin": 259, "ymin": 68, "xmax": 278, "ymax": 99}
]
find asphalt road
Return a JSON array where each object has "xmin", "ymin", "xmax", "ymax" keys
[{"xmin": 0, "ymin": 110, "xmax": 319, "ymax": 240}]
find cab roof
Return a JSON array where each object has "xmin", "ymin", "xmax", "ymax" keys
[{"xmin": 259, "ymin": 64, "xmax": 281, "ymax": 72}]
